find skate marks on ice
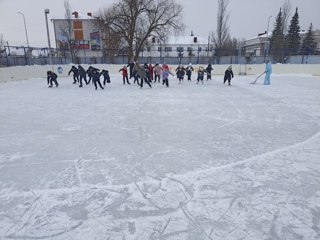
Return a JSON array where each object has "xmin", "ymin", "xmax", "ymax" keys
[
  {"xmin": 1, "ymin": 131, "xmax": 320, "ymax": 240},
  {"xmin": 1, "ymin": 76, "xmax": 320, "ymax": 239},
  {"xmin": 174, "ymin": 130, "xmax": 320, "ymax": 240},
  {"xmin": 0, "ymin": 176, "xmax": 197, "ymax": 240}
]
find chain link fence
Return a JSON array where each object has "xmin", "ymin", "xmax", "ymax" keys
[{"xmin": 1, "ymin": 45, "xmax": 320, "ymax": 67}]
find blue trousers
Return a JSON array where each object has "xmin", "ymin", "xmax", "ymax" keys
[{"xmin": 264, "ymin": 73, "xmax": 271, "ymax": 85}]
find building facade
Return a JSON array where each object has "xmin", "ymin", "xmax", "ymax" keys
[
  {"xmin": 244, "ymin": 30, "xmax": 320, "ymax": 57},
  {"xmin": 140, "ymin": 35, "xmax": 214, "ymax": 59},
  {"xmin": 52, "ymin": 12, "xmax": 103, "ymax": 58}
]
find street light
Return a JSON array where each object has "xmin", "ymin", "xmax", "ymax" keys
[
  {"xmin": 266, "ymin": 15, "xmax": 272, "ymax": 57},
  {"xmin": 18, "ymin": 12, "xmax": 30, "ymax": 48},
  {"xmin": 44, "ymin": 9, "xmax": 52, "ymax": 65}
]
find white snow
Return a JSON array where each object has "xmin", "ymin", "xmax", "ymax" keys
[{"xmin": 0, "ymin": 73, "xmax": 320, "ymax": 240}]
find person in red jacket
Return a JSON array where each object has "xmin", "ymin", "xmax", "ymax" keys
[
  {"xmin": 119, "ymin": 66, "xmax": 131, "ymax": 85},
  {"xmin": 148, "ymin": 63, "xmax": 154, "ymax": 81}
]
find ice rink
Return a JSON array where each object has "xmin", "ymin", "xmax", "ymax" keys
[{"xmin": 1, "ymin": 73, "xmax": 320, "ymax": 239}]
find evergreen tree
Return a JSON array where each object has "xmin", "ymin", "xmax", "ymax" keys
[
  {"xmin": 270, "ymin": 8, "xmax": 285, "ymax": 62},
  {"xmin": 301, "ymin": 23, "xmax": 317, "ymax": 55},
  {"xmin": 286, "ymin": 7, "xmax": 301, "ymax": 55}
]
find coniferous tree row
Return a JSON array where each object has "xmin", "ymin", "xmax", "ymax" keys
[
  {"xmin": 301, "ymin": 23, "xmax": 317, "ymax": 56},
  {"xmin": 269, "ymin": 7, "xmax": 318, "ymax": 62},
  {"xmin": 286, "ymin": 7, "xmax": 301, "ymax": 56},
  {"xmin": 270, "ymin": 8, "xmax": 286, "ymax": 63}
]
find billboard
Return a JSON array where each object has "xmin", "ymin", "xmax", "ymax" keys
[
  {"xmin": 69, "ymin": 40, "xmax": 90, "ymax": 49},
  {"xmin": 90, "ymin": 31, "xmax": 101, "ymax": 51}
]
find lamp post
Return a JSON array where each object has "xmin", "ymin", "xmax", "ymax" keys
[
  {"xmin": 18, "ymin": 12, "xmax": 30, "ymax": 48},
  {"xmin": 266, "ymin": 15, "xmax": 272, "ymax": 57},
  {"xmin": 44, "ymin": 9, "xmax": 52, "ymax": 65}
]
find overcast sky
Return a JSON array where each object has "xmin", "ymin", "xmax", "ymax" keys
[{"xmin": 0, "ymin": 0, "xmax": 319, "ymax": 48}]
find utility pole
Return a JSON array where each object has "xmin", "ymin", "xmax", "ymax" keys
[
  {"xmin": 18, "ymin": 12, "xmax": 30, "ymax": 48},
  {"xmin": 45, "ymin": 9, "xmax": 52, "ymax": 65}
]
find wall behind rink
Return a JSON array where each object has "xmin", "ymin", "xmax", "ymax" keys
[{"xmin": 1, "ymin": 64, "xmax": 320, "ymax": 83}]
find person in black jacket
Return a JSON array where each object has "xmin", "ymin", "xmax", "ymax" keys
[
  {"xmin": 92, "ymin": 68, "xmax": 104, "ymax": 90},
  {"xmin": 224, "ymin": 65, "xmax": 234, "ymax": 86},
  {"xmin": 144, "ymin": 63, "xmax": 151, "ymax": 82},
  {"xmin": 47, "ymin": 71, "xmax": 59, "ymax": 88},
  {"xmin": 86, "ymin": 66, "xmax": 100, "ymax": 84},
  {"xmin": 100, "ymin": 70, "xmax": 111, "ymax": 86},
  {"xmin": 186, "ymin": 63, "xmax": 193, "ymax": 81},
  {"xmin": 175, "ymin": 65, "xmax": 186, "ymax": 84},
  {"xmin": 196, "ymin": 66, "xmax": 205, "ymax": 84},
  {"xmin": 205, "ymin": 64, "xmax": 213, "ymax": 80},
  {"xmin": 78, "ymin": 65, "xmax": 88, "ymax": 87},
  {"xmin": 68, "ymin": 65, "xmax": 79, "ymax": 84},
  {"xmin": 127, "ymin": 60, "xmax": 135, "ymax": 79}
]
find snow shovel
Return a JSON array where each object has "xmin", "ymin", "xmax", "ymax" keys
[{"xmin": 250, "ymin": 72, "xmax": 265, "ymax": 84}]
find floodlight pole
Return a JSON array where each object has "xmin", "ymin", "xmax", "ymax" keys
[
  {"xmin": 45, "ymin": 9, "xmax": 52, "ymax": 65},
  {"xmin": 18, "ymin": 12, "xmax": 30, "ymax": 48},
  {"xmin": 266, "ymin": 15, "xmax": 272, "ymax": 57}
]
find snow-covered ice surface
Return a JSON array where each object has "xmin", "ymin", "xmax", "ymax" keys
[{"xmin": 0, "ymin": 73, "xmax": 320, "ymax": 240}]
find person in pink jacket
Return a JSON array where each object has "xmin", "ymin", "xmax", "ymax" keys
[{"xmin": 153, "ymin": 63, "xmax": 162, "ymax": 83}]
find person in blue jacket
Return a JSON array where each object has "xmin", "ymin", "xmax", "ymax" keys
[{"xmin": 264, "ymin": 60, "xmax": 272, "ymax": 85}]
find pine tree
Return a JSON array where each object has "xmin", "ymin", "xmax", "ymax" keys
[
  {"xmin": 301, "ymin": 23, "xmax": 317, "ymax": 55},
  {"xmin": 270, "ymin": 8, "xmax": 285, "ymax": 63},
  {"xmin": 286, "ymin": 7, "xmax": 301, "ymax": 55}
]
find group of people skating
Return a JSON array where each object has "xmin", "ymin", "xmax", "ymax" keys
[
  {"xmin": 67, "ymin": 65, "xmax": 110, "ymax": 90},
  {"xmin": 46, "ymin": 60, "xmax": 272, "ymax": 89},
  {"xmin": 122, "ymin": 61, "xmax": 219, "ymax": 88}
]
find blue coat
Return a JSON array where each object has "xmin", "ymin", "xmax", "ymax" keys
[{"xmin": 265, "ymin": 62, "xmax": 272, "ymax": 75}]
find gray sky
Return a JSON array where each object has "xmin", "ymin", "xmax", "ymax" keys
[{"xmin": 0, "ymin": 0, "xmax": 319, "ymax": 47}]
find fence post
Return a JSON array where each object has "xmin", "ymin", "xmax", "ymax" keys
[
  {"xmin": 4, "ymin": 46, "xmax": 10, "ymax": 66},
  {"xmin": 23, "ymin": 47, "xmax": 28, "ymax": 65}
]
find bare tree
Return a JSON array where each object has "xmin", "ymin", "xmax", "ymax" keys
[
  {"xmin": 212, "ymin": 0, "xmax": 231, "ymax": 63},
  {"xmin": 97, "ymin": 0, "xmax": 184, "ymax": 61},
  {"xmin": 213, "ymin": 0, "xmax": 230, "ymax": 48},
  {"xmin": 281, "ymin": 0, "xmax": 292, "ymax": 34}
]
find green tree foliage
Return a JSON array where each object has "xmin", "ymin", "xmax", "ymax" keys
[
  {"xmin": 301, "ymin": 23, "xmax": 317, "ymax": 55},
  {"xmin": 270, "ymin": 8, "xmax": 286, "ymax": 62},
  {"xmin": 286, "ymin": 7, "xmax": 301, "ymax": 55}
]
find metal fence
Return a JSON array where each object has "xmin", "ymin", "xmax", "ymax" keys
[{"xmin": 1, "ymin": 46, "xmax": 320, "ymax": 67}]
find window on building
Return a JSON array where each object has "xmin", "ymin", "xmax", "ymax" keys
[
  {"xmin": 176, "ymin": 47, "xmax": 184, "ymax": 52},
  {"xmin": 165, "ymin": 47, "xmax": 172, "ymax": 52},
  {"xmin": 158, "ymin": 47, "xmax": 162, "ymax": 52}
]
